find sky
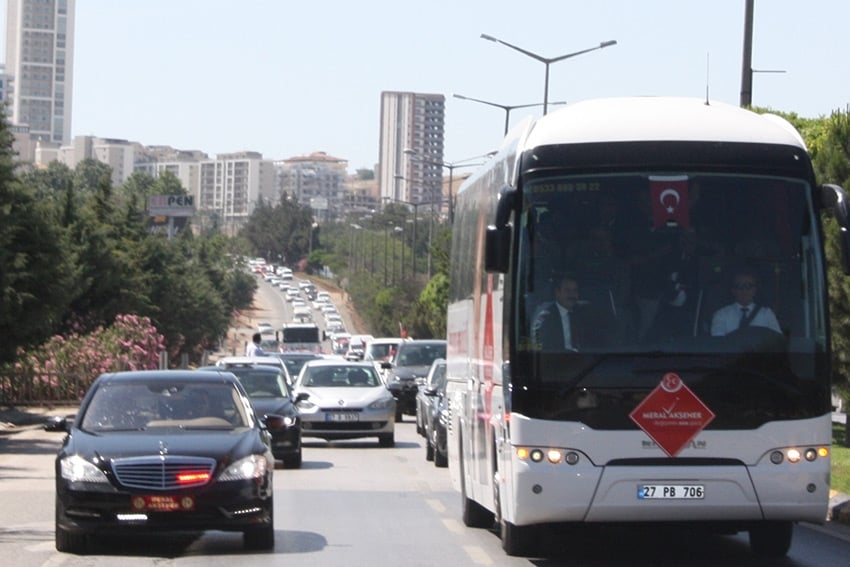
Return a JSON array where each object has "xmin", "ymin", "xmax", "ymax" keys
[{"xmin": 3, "ymin": 1, "xmax": 850, "ymax": 173}]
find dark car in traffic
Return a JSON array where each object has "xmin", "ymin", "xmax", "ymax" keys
[
  {"xmin": 382, "ymin": 339, "xmax": 447, "ymax": 422},
  {"xmin": 48, "ymin": 370, "xmax": 277, "ymax": 554},
  {"xmin": 199, "ymin": 361, "xmax": 303, "ymax": 468},
  {"xmin": 416, "ymin": 358, "xmax": 448, "ymax": 467}
]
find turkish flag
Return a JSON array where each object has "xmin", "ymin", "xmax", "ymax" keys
[{"xmin": 649, "ymin": 176, "xmax": 690, "ymax": 229}]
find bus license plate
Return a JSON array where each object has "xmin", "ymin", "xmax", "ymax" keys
[
  {"xmin": 327, "ymin": 413, "xmax": 358, "ymax": 422},
  {"xmin": 638, "ymin": 485, "xmax": 704, "ymax": 499}
]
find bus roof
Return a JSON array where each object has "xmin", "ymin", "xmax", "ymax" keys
[{"xmin": 524, "ymin": 97, "xmax": 806, "ymax": 150}]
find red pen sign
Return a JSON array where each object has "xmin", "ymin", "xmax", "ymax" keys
[{"xmin": 629, "ymin": 373, "xmax": 715, "ymax": 457}]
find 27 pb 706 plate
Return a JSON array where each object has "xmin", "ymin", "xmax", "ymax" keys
[{"xmin": 638, "ymin": 484, "xmax": 704, "ymax": 499}]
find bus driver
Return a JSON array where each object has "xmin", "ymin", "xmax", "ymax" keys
[{"xmin": 710, "ymin": 268, "xmax": 781, "ymax": 336}]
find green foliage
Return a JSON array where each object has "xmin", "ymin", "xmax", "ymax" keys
[
  {"xmin": 3, "ymin": 314, "xmax": 166, "ymax": 401},
  {"xmin": 1, "ymin": 134, "xmax": 254, "ymax": 369},
  {"xmin": 832, "ymin": 422, "xmax": 850, "ymax": 494},
  {"xmin": 240, "ymin": 197, "xmax": 315, "ymax": 267},
  {"xmin": 419, "ymin": 273, "xmax": 449, "ymax": 338},
  {"xmin": 356, "ymin": 168, "xmax": 375, "ymax": 180},
  {"xmin": 0, "ymin": 119, "xmax": 76, "ymax": 362}
]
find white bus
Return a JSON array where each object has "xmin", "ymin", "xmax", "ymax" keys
[
  {"xmin": 281, "ymin": 323, "xmax": 323, "ymax": 353},
  {"xmin": 446, "ymin": 97, "xmax": 850, "ymax": 557}
]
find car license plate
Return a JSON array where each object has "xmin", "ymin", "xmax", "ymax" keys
[
  {"xmin": 326, "ymin": 412, "xmax": 358, "ymax": 422},
  {"xmin": 131, "ymin": 495, "xmax": 195, "ymax": 511},
  {"xmin": 638, "ymin": 484, "xmax": 704, "ymax": 499}
]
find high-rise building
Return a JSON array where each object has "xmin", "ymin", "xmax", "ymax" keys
[
  {"xmin": 378, "ymin": 91, "xmax": 444, "ymax": 207},
  {"xmin": 5, "ymin": 0, "xmax": 76, "ymax": 146}
]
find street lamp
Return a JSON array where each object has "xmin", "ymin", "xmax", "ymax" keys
[
  {"xmin": 349, "ymin": 223, "xmax": 361, "ymax": 273},
  {"xmin": 307, "ymin": 222, "xmax": 318, "ymax": 257},
  {"xmin": 403, "ymin": 149, "xmax": 495, "ymax": 224},
  {"xmin": 453, "ymin": 93, "xmax": 566, "ymax": 135},
  {"xmin": 480, "ymin": 33, "xmax": 616, "ymax": 114}
]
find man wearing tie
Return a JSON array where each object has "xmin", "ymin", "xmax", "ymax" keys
[
  {"xmin": 532, "ymin": 273, "xmax": 608, "ymax": 351},
  {"xmin": 710, "ymin": 268, "xmax": 781, "ymax": 336}
]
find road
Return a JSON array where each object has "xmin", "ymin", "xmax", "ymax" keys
[
  {"xmin": 4, "ymin": 421, "xmax": 850, "ymax": 566},
  {"xmin": 4, "ymin": 277, "xmax": 850, "ymax": 565}
]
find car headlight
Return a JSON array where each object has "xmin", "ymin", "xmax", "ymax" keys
[
  {"xmin": 281, "ymin": 415, "xmax": 297, "ymax": 427},
  {"xmin": 60, "ymin": 455, "xmax": 110, "ymax": 484},
  {"xmin": 368, "ymin": 397, "xmax": 395, "ymax": 410},
  {"xmin": 219, "ymin": 454, "xmax": 269, "ymax": 481}
]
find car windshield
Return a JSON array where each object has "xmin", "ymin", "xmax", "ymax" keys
[
  {"xmin": 301, "ymin": 365, "xmax": 381, "ymax": 387},
  {"xmin": 80, "ymin": 382, "xmax": 249, "ymax": 432},
  {"xmin": 274, "ymin": 354, "xmax": 321, "ymax": 376},
  {"xmin": 366, "ymin": 343, "xmax": 397, "ymax": 361},
  {"xmin": 230, "ymin": 369, "xmax": 290, "ymax": 398},
  {"xmin": 395, "ymin": 343, "xmax": 447, "ymax": 368}
]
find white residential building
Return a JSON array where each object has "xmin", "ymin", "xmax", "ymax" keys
[
  {"xmin": 5, "ymin": 0, "xmax": 76, "ymax": 154},
  {"xmin": 198, "ymin": 152, "xmax": 276, "ymax": 234}
]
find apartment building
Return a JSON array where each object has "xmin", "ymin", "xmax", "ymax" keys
[
  {"xmin": 378, "ymin": 91, "xmax": 445, "ymax": 207},
  {"xmin": 276, "ymin": 151, "xmax": 350, "ymax": 221},
  {"xmin": 5, "ymin": 0, "xmax": 75, "ymax": 155},
  {"xmin": 198, "ymin": 152, "xmax": 276, "ymax": 234}
]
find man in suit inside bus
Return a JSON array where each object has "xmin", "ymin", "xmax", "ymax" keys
[{"xmin": 531, "ymin": 273, "xmax": 611, "ymax": 351}]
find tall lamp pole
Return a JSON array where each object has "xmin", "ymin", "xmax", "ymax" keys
[
  {"xmin": 453, "ymin": 94, "xmax": 565, "ymax": 135},
  {"xmin": 403, "ymin": 149, "xmax": 495, "ymax": 224},
  {"xmin": 480, "ymin": 34, "xmax": 616, "ymax": 115}
]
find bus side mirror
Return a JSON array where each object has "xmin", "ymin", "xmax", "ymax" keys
[
  {"xmin": 822, "ymin": 184, "xmax": 850, "ymax": 275},
  {"xmin": 485, "ymin": 186, "xmax": 516, "ymax": 274},
  {"xmin": 485, "ymin": 225, "xmax": 511, "ymax": 273}
]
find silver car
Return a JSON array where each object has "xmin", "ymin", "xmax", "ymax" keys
[{"xmin": 294, "ymin": 359, "xmax": 395, "ymax": 447}]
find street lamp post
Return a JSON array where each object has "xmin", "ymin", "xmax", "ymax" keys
[
  {"xmin": 403, "ymin": 149, "xmax": 495, "ymax": 224},
  {"xmin": 307, "ymin": 222, "xmax": 318, "ymax": 257},
  {"xmin": 453, "ymin": 94, "xmax": 565, "ymax": 135},
  {"xmin": 480, "ymin": 33, "xmax": 616, "ymax": 114}
]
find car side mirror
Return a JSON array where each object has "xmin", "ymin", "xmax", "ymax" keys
[
  {"xmin": 295, "ymin": 392, "xmax": 310, "ymax": 403},
  {"xmin": 44, "ymin": 415, "xmax": 72, "ymax": 432},
  {"xmin": 380, "ymin": 361, "xmax": 393, "ymax": 369},
  {"xmin": 263, "ymin": 414, "xmax": 286, "ymax": 430}
]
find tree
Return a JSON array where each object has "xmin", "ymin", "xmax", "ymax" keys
[{"xmin": 0, "ymin": 121, "xmax": 76, "ymax": 362}]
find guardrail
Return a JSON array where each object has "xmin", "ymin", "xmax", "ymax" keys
[{"xmin": 0, "ymin": 371, "xmax": 91, "ymax": 406}]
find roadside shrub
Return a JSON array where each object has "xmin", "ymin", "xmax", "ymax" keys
[{"xmin": 1, "ymin": 314, "xmax": 166, "ymax": 402}]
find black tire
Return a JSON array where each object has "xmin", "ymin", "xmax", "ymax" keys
[
  {"xmin": 55, "ymin": 524, "xmax": 88, "ymax": 554},
  {"xmin": 379, "ymin": 432, "xmax": 395, "ymax": 447},
  {"xmin": 434, "ymin": 446, "xmax": 448, "ymax": 468},
  {"xmin": 501, "ymin": 520, "xmax": 537, "ymax": 557},
  {"xmin": 394, "ymin": 409, "xmax": 403, "ymax": 423},
  {"xmin": 425, "ymin": 437, "xmax": 435, "ymax": 461},
  {"xmin": 283, "ymin": 448, "xmax": 302, "ymax": 469},
  {"xmin": 459, "ymin": 440, "xmax": 494, "ymax": 528},
  {"xmin": 244, "ymin": 524, "xmax": 275, "ymax": 550},
  {"xmin": 55, "ymin": 499, "xmax": 88, "ymax": 554},
  {"xmin": 749, "ymin": 521, "xmax": 792, "ymax": 557}
]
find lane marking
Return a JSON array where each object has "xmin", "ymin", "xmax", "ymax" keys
[
  {"xmin": 426, "ymin": 498, "xmax": 446, "ymax": 514},
  {"xmin": 464, "ymin": 544, "xmax": 494, "ymax": 565}
]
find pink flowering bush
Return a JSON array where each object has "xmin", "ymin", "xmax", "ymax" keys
[{"xmin": 3, "ymin": 314, "xmax": 166, "ymax": 402}]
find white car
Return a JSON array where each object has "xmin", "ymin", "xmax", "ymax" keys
[
  {"xmin": 257, "ymin": 322, "xmax": 274, "ymax": 334},
  {"xmin": 294, "ymin": 359, "xmax": 395, "ymax": 447}
]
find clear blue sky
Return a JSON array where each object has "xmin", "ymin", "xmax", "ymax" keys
[{"xmin": 3, "ymin": 1, "xmax": 849, "ymax": 173}]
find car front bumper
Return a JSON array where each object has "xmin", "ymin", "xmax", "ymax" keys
[{"xmin": 56, "ymin": 477, "xmax": 273, "ymax": 536}]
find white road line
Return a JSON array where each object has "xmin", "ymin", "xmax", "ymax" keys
[{"xmin": 463, "ymin": 544, "xmax": 494, "ymax": 565}]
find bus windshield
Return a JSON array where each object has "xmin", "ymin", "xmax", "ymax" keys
[{"xmin": 512, "ymin": 172, "xmax": 830, "ymax": 428}]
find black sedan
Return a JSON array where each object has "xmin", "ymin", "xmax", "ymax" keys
[
  {"xmin": 48, "ymin": 370, "xmax": 278, "ymax": 554},
  {"xmin": 418, "ymin": 359, "xmax": 448, "ymax": 467},
  {"xmin": 382, "ymin": 339, "xmax": 447, "ymax": 421},
  {"xmin": 199, "ymin": 362, "xmax": 304, "ymax": 468}
]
